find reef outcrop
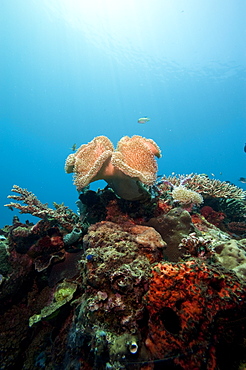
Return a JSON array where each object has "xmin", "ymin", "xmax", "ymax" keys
[{"xmin": 1, "ymin": 144, "xmax": 246, "ymax": 369}]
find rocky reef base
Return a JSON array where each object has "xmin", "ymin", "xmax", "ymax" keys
[{"xmin": 0, "ymin": 188, "xmax": 246, "ymax": 370}]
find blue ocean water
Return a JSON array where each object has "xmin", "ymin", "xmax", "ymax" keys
[{"xmin": 0, "ymin": 0, "xmax": 245, "ymax": 227}]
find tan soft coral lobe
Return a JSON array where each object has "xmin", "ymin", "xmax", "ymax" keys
[
  {"xmin": 65, "ymin": 136, "xmax": 114, "ymax": 190},
  {"xmin": 111, "ymin": 135, "xmax": 161, "ymax": 185}
]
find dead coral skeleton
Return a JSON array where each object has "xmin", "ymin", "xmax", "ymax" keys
[
  {"xmin": 159, "ymin": 173, "xmax": 246, "ymax": 200},
  {"xmin": 5, "ymin": 185, "xmax": 79, "ymax": 230}
]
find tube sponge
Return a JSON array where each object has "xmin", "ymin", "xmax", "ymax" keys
[{"xmin": 64, "ymin": 227, "xmax": 83, "ymax": 246}]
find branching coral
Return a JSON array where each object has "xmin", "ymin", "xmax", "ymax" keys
[
  {"xmin": 159, "ymin": 173, "xmax": 246, "ymax": 200},
  {"xmin": 171, "ymin": 185, "xmax": 203, "ymax": 206},
  {"xmin": 5, "ymin": 185, "xmax": 79, "ymax": 231},
  {"xmin": 65, "ymin": 135, "xmax": 161, "ymax": 201}
]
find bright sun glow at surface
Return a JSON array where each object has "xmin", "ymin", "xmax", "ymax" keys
[{"xmin": 43, "ymin": 0, "xmax": 245, "ymax": 71}]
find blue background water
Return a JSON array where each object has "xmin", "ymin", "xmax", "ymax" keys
[{"xmin": 1, "ymin": 0, "xmax": 245, "ymax": 227}]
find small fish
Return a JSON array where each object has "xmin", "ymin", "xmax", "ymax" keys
[
  {"xmin": 70, "ymin": 143, "xmax": 77, "ymax": 152},
  {"xmin": 211, "ymin": 173, "xmax": 215, "ymax": 177},
  {"xmin": 138, "ymin": 117, "xmax": 150, "ymax": 124},
  {"xmin": 244, "ymin": 143, "xmax": 246, "ymax": 153},
  {"xmin": 239, "ymin": 177, "xmax": 246, "ymax": 184}
]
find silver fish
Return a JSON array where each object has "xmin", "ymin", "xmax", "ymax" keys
[{"xmin": 138, "ymin": 117, "xmax": 150, "ymax": 124}]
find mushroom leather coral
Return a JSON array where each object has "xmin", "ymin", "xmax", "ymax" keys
[
  {"xmin": 145, "ymin": 260, "xmax": 245, "ymax": 370},
  {"xmin": 65, "ymin": 136, "xmax": 114, "ymax": 186},
  {"xmin": 65, "ymin": 135, "xmax": 161, "ymax": 200},
  {"xmin": 111, "ymin": 135, "xmax": 161, "ymax": 185}
]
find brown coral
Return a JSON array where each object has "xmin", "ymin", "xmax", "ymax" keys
[{"xmin": 146, "ymin": 208, "xmax": 195, "ymax": 261}]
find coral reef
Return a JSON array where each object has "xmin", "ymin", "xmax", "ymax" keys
[
  {"xmin": 227, "ymin": 221, "xmax": 246, "ymax": 236},
  {"xmin": 178, "ymin": 232, "xmax": 213, "ymax": 259},
  {"xmin": 159, "ymin": 173, "xmax": 246, "ymax": 200},
  {"xmin": 29, "ymin": 280, "xmax": 78, "ymax": 327},
  {"xmin": 1, "ymin": 150, "xmax": 246, "ymax": 369},
  {"xmin": 200, "ymin": 205, "xmax": 226, "ymax": 227},
  {"xmin": 218, "ymin": 198, "xmax": 246, "ymax": 222}
]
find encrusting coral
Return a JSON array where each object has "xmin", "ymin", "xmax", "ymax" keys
[
  {"xmin": 145, "ymin": 260, "xmax": 246, "ymax": 370},
  {"xmin": 214, "ymin": 238, "xmax": 246, "ymax": 280},
  {"xmin": 65, "ymin": 135, "xmax": 161, "ymax": 201}
]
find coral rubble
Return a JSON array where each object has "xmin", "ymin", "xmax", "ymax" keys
[{"xmin": 1, "ymin": 164, "xmax": 246, "ymax": 369}]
